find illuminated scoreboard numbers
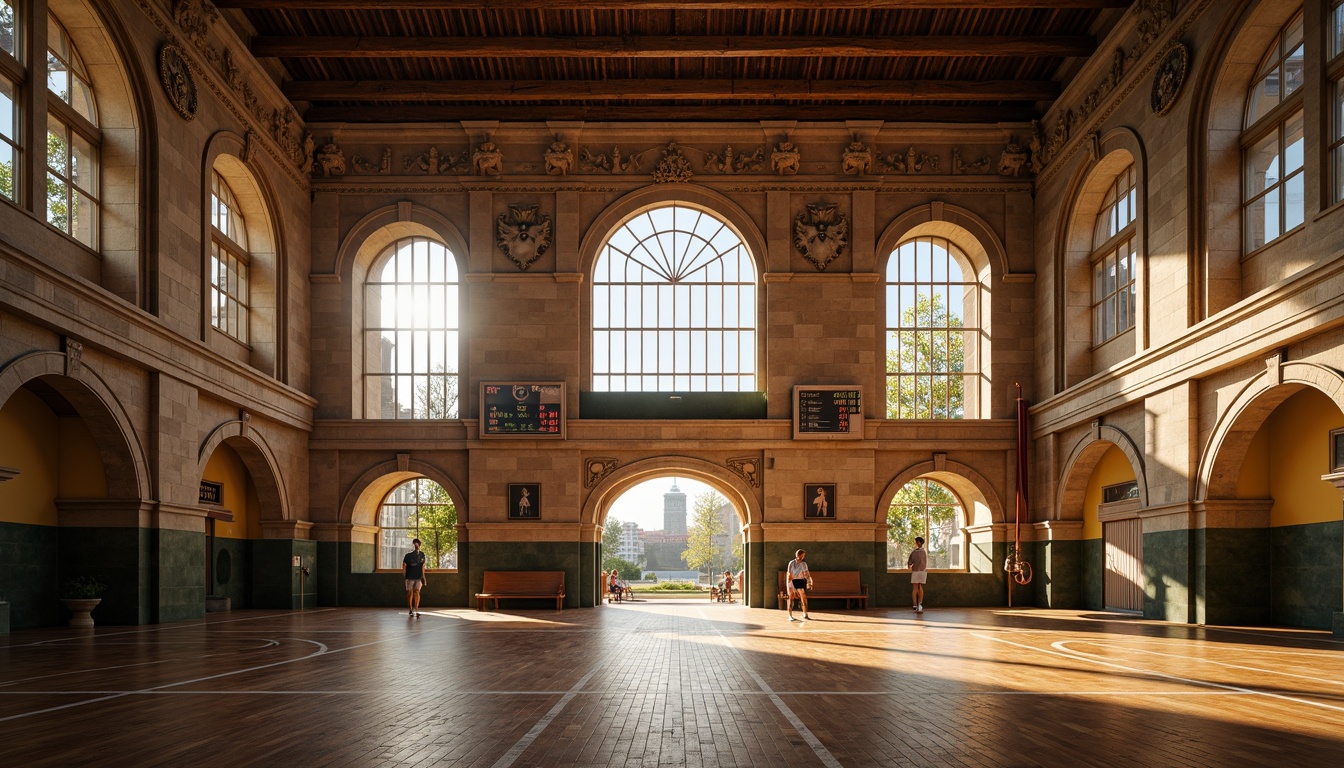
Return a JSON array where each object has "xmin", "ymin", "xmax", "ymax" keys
[
  {"xmin": 479, "ymin": 381, "xmax": 567, "ymax": 438},
  {"xmin": 793, "ymin": 386, "xmax": 864, "ymax": 440}
]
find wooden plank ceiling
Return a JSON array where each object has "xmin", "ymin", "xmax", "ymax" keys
[{"xmin": 216, "ymin": 0, "xmax": 1130, "ymax": 123}]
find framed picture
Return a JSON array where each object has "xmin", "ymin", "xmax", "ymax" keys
[
  {"xmin": 508, "ymin": 484, "xmax": 540, "ymax": 519},
  {"xmin": 804, "ymin": 483, "xmax": 835, "ymax": 519},
  {"xmin": 1331, "ymin": 428, "xmax": 1344, "ymax": 473}
]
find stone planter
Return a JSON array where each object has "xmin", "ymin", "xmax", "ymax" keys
[{"xmin": 60, "ymin": 598, "xmax": 101, "ymax": 628}]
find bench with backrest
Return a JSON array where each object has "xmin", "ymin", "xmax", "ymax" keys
[
  {"xmin": 476, "ymin": 570, "xmax": 565, "ymax": 611},
  {"xmin": 777, "ymin": 570, "xmax": 868, "ymax": 610}
]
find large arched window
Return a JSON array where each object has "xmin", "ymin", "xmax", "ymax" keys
[
  {"xmin": 362, "ymin": 237, "xmax": 460, "ymax": 418},
  {"xmin": 1092, "ymin": 164, "xmax": 1137, "ymax": 345},
  {"xmin": 592, "ymin": 204, "xmax": 757, "ymax": 392},
  {"xmin": 885, "ymin": 236, "xmax": 981, "ymax": 419},
  {"xmin": 377, "ymin": 478, "xmax": 457, "ymax": 570},
  {"xmin": 1330, "ymin": 0, "xmax": 1344, "ymax": 204},
  {"xmin": 887, "ymin": 478, "xmax": 965, "ymax": 571},
  {"xmin": 0, "ymin": 0, "xmax": 18, "ymax": 202},
  {"xmin": 210, "ymin": 171, "xmax": 249, "ymax": 342},
  {"xmin": 46, "ymin": 12, "xmax": 99, "ymax": 248},
  {"xmin": 1243, "ymin": 11, "xmax": 1304, "ymax": 253}
]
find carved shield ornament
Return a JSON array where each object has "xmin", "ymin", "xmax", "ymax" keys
[
  {"xmin": 793, "ymin": 203, "xmax": 849, "ymax": 272},
  {"xmin": 496, "ymin": 204, "xmax": 554, "ymax": 271},
  {"xmin": 1151, "ymin": 42, "xmax": 1189, "ymax": 117},
  {"xmin": 158, "ymin": 43, "xmax": 198, "ymax": 121}
]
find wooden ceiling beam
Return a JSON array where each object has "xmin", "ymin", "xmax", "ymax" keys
[
  {"xmin": 218, "ymin": 1, "xmax": 1129, "ymax": 9},
  {"xmin": 301, "ymin": 103, "xmax": 1041, "ymax": 123},
  {"xmin": 284, "ymin": 78, "xmax": 1059, "ymax": 102},
  {"xmin": 254, "ymin": 35, "xmax": 1095, "ymax": 59}
]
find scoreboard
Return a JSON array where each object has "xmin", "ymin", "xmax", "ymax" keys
[
  {"xmin": 479, "ymin": 382, "xmax": 566, "ymax": 438},
  {"xmin": 792, "ymin": 386, "xmax": 864, "ymax": 440}
]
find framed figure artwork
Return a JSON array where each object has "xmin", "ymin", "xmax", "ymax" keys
[
  {"xmin": 509, "ymin": 484, "xmax": 540, "ymax": 519},
  {"xmin": 804, "ymin": 483, "xmax": 835, "ymax": 519}
]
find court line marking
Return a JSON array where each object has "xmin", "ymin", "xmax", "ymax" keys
[
  {"xmin": 0, "ymin": 639, "xmax": 282, "ymax": 688},
  {"xmin": 489, "ymin": 668, "xmax": 600, "ymax": 768},
  {"xmin": 697, "ymin": 607, "xmax": 845, "ymax": 768},
  {"xmin": 1055, "ymin": 640, "xmax": 1344, "ymax": 688},
  {"xmin": 969, "ymin": 632, "xmax": 1344, "ymax": 715},
  {"xmin": 0, "ymin": 688, "xmax": 1260, "ymax": 697},
  {"xmin": 9, "ymin": 608, "xmax": 340, "ymax": 648}
]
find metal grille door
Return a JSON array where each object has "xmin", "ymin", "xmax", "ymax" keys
[{"xmin": 1104, "ymin": 518, "xmax": 1143, "ymax": 612}]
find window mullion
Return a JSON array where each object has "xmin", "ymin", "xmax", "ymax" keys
[{"xmin": 23, "ymin": 1, "xmax": 49, "ymax": 216}]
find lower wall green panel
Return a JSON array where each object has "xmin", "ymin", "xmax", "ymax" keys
[
  {"xmin": 211, "ymin": 538, "xmax": 252, "ymax": 609},
  {"xmin": 252, "ymin": 539, "xmax": 318, "ymax": 609},
  {"xmin": 1198, "ymin": 527, "xmax": 1270, "ymax": 626},
  {"xmin": 1032, "ymin": 539, "xmax": 1083, "ymax": 609},
  {"xmin": 0, "ymin": 521, "xmax": 61, "ymax": 630},
  {"xmin": 1080, "ymin": 538, "xmax": 1104, "ymax": 611},
  {"xmin": 1270, "ymin": 521, "xmax": 1342, "ymax": 630},
  {"xmin": 1142, "ymin": 528, "xmax": 1193, "ymax": 622},
  {"xmin": 467, "ymin": 541, "xmax": 586, "ymax": 609}
]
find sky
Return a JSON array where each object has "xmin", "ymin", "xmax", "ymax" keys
[{"xmin": 605, "ymin": 476, "xmax": 721, "ymax": 532}]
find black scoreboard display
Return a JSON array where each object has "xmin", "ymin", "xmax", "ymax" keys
[
  {"xmin": 793, "ymin": 386, "xmax": 864, "ymax": 440},
  {"xmin": 480, "ymin": 382, "xmax": 566, "ymax": 438}
]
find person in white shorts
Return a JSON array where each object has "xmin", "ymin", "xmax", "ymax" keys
[{"xmin": 908, "ymin": 536, "xmax": 928, "ymax": 612}]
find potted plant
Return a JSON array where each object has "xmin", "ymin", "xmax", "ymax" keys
[{"xmin": 60, "ymin": 575, "xmax": 104, "ymax": 628}]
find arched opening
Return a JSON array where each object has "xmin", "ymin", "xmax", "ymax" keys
[{"xmin": 200, "ymin": 440, "xmax": 262, "ymax": 608}]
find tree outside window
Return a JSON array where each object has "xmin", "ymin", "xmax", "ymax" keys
[
  {"xmin": 887, "ymin": 478, "xmax": 964, "ymax": 570},
  {"xmin": 378, "ymin": 478, "xmax": 458, "ymax": 570}
]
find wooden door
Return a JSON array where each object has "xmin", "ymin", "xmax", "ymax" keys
[{"xmin": 1104, "ymin": 517, "xmax": 1143, "ymax": 612}]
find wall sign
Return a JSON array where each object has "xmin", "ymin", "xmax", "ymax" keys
[
  {"xmin": 480, "ymin": 382, "xmax": 566, "ymax": 438},
  {"xmin": 199, "ymin": 480, "xmax": 223, "ymax": 505},
  {"xmin": 793, "ymin": 386, "xmax": 863, "ymax": 439}
]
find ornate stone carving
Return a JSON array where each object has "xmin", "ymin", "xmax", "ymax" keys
[
  {"xmin": 704, "ymin": 145, "xmax": 765, "ymax": 174},
  {"xmin": 353, "ymin": 148, "xmax": 393, "ymax": 174},
  {"xmin": 726, "ymin": 456, "xmax": 761, "ymax": 489},
  {"xmin": 473, "ymin": 142, "xmax": 505, "ymax": 177},
  {"xmin": 579, "ymin": 146, "xmax": 639, "ymax": 174},
  {"xmin": 841, "ymin": 140, "xmax": 873, "ymax": 175},
  {"xmin": 584, "ymin": 458, "xmax": 619, "ymax": 488},
  {"xmin": 496, "ymin": 204, "xmax": 553, "ymax": 271},
  {"xmin": 314, "ymin": 143, "xmax": 347, "ymax": 177},
  {"xmin": 404, "ymin": 146, "xmax": 469, "ymax": 175},
  {"xmin": 770, "ymin": 141, "xmax": 801, "ymax": 175},
  {"xmin": 793, "ymin": 203, "xmax": 849, "ymax": 272},
  {"xmin": 652, "ymin": 142, "xmax": 693, "ymax": 183},
  {"xmin": 172, "ymin": 0, "xmax": 218, "ymax": 49},
  {"xmin": 878, "ymin": 146, "xmax": 938, "ymax": 174},
  {"xmin": 64, "ymin": 338, "xmax": 83, "ymax": 376},
  {"xmin": 949, "ymin": 148, "xmax": 991, "ymax": 175},
  {"xmin": 544, "ymin": 139, "xmax": 573, "ymax": 176},
  {"xmin": 998, "ymin": 140, "xmax": 1030, "ymax": 176},
  {"xmin": 158, "ymin": 43, "xmax": 197, "ymax": 121},
  {"xmin": 299, "ymin": 132, "xmax": 315, "ymax": 176},
  {"xmin": 1151, "ymin": 42, "xmax": 1189, "ymax": 116},
  {"xmin": 242, "ymin": 129, "xmax": 257, "ymax": 163}
]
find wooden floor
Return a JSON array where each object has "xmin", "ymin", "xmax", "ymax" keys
[{"xmin": 2, "ymin": 602, "xmax": 1342, "ymax": 767}]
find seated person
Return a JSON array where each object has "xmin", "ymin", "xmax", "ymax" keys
[{"xmin": 608, "ymin": 572, "xmax": 622, "ymax": 601}]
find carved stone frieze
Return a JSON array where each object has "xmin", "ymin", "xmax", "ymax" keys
[
  {"xmin": 770, "ymin": 141, "xmax": 801, "ymax": 175},
  {"xmin": 579, "ymin": 146, "xmax": 640, "ymax": 174},
  {"xmin": 544, "ymin": 140, "xmax": 574, "ymax": 176},
  {"xmin": 403, "ymin": 146, "xmax": 470, "ymax": 175},
  {"xmin": 841, "ymin": 141, "xmax": 873, "ymax": 175},
  {"xmin": 651, "ymin": 142, "xmax": 694, "ymax": 183},
  {"xmin": 704, "ymin": 146, "xmax": 766, "ymax": 174},
  {"xmin": 64, "ymin": 338, "xmax": 83, "ymax": 376},
  {"xmin": 877, "ymin": 146, "xmax": 938, "ymax": 174},
  {"xmin": 158, "ymin": 43, "xmax": 197, "ymax": 121},
  {"xmin": 726, "ymin": 456, "xmax": 761, "ymax": 489},
  {"xmin": 585, "ymin": 458, "xmax": 619, "ymax": 489},
  {"xmin": 314, "ymin": 142, "xmax": 347, "ymax": 177},
  {"xmin": 949, "ymin": 148, "xmax": 992, "ymax": 175},
  {"xmin": 496, "ymin": 204, "xmax": 553, "ymax": 271},
  {"xmin": 352, "ymin": 148, "xmax": 393, "ymax": 174},
  {"xmin": 998, "ymin": 140, "xmax": 1030, "ymax": 176},
  {"xmin": 171, "ymin": 0, "xmax": 217, "ymax": 49},
  {"xmin": 473, "ymin": 142, "xmax": 505, "ymax": 177},
  {"xmin": 793, "ymin": 203, "xmax": 849, "ymax": 272}
]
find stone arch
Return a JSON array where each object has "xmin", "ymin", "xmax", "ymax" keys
[
  {"xmin": 1194, "ymin": 0, "xmax": 1298, "ymax": 317},
  {"xmin": 1197, "ymin": 362, "xmax": 1344, "ymax": 501},
  {"xmin": 1055, "ymin": 129, "xmax": 1148, "ymax": 385},
  {"xmin": 581, "ymin": 455, "xmax": 759, "ymax": 536},
  {"xmin": 0, "ymin": 350, "xmax": 149, "ymax": 500},
  {"xmin": 197, "ymin": 419, "xmax": 290, "ymax": 522},
  {"xmin": 341, "ymin": 459, "xmax": 467, "ymax": 529},
  {"xmin": 878, "ymin": 201, "xmax": 1008, "ymax": 280},
  {"xmin": 878, "ymin": 459, "xmax": 1004, "ymax": 529},
  {"xmin": 202, "ymin": 131, "xmax": 286, "ymax": 377},
  {"xmin": 1057, "ymin": 424, "xmax": 1148, "ymax": 521},
  {"xmin": 51, "ymin": 0, "xmax": 150, "ymax": 304},
  {"xmin": 331, "ymin": 203, "xmax": 469, "ymax": 283}
]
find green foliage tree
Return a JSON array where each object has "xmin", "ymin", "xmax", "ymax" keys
[
  {"xmin": 681, "ymin": 490, "xmax": 727, "ymax": 578},
  {"xmin": 601, "ymin": 516, "xmax": 638, "ymax": 576},
  {"xmin": 886, "ymin": 292, "xmax": 965, "ymax": 419},
  {"xmin": 46, "ymin": 130, "xmax": 72, "ymax": 234},
  {"xmin": 413, "ymin": 365, "xmax": 459, "ymax": 419},
  {"xmin": 887, "ymin": 479, "xmax": 959, "ymax": 569},
  {"xmin": 409, "ymin": 481, "xmax": 458, "ymax": 568}
]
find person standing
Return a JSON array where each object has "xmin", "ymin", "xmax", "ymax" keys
[
  {"xmin": 403, "ymin": 538, "xmax": 427, "ymax": 617},
  {"xmin": 722, "ymin": 569, "xmax": 734, "ymax": 602},
  {"xmin": 786, "ymin": 549, "xmax": 812, "ymax": 621},
  {"xmin": 908, "ymin": 536, "xmax": 928, "ymax": 613}
]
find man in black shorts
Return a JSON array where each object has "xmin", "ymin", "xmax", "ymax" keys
[
  {"xmin": 403, "ymin": 538, "xmax": 427, "ymax": 617},
  {"xmin": 786, "ymin": 549, "xmax": 812, "ymax": 621}
]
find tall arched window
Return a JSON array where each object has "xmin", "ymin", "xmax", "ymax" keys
[
  {"xmin": 592, "ymin": 204, "xmax": 757, "ymax": 392},
  {"xmin": 46, "ymin": 13, "xmax": 99, "ymax": 248},
  {"xmin": 885, "ymin": 237, "xmax": 981, "ymax": 419},
  {"xmin": 1243, "ymin": 11, "xmax": 1304, "ymax": 253},
  {"xmin": 1330, "ymin": 0, "xmax": 1344, "ymax": 203},
  {"xmin": 0, "ymin": 0, "xmax": 18, "ymax": 202},
  {"xmin": 887, "ymin": 478, "xmax": 965, "ymax": 570},
  {"xmin": 210, "ymin": 171, "xmax": 249, "ymax": 342},
  {"xmin": 1092, "ymin": 164, "xmax": 1137, "ymax": 345},
  {"xmin": 363, "ymin": 237, "xmax": 460, "ymax": 418},
  {"xmin": 378, "ymin": 478, "xmax": 457, "ymax": 570}
]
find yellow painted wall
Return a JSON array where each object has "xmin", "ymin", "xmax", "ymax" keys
[
  {"xmin": 202, "ymin": 442, "xmax": 260, "ymax": 539},
  {"xmin": 58, "ymin": 417, "xmax": 109, "ymax": 498},
  {"xmin": 0, "ymin": 389, "xmax": 60, "ymax": 526},
  {"xmin": 1082, "ymin": 445, "xmax": 1137, "ymax": 540},
  {"xmin": 1264, "ymin": 388, "xmax": 1344, "ymax": 527},
  {"xmin": 1235, "ymin": 422, "xmax": 1270, "ymax": 498}
]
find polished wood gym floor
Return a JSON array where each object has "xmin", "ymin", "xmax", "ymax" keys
[{"xmin": 2, "ymin": 601, "xmax": 1342, "ymax": 767}]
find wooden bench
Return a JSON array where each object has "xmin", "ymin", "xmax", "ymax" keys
[
  {"xmin": 777, "ymin": 570, "xmax": 868, "ymax": 610},
  {"xmin": 476, "ymin": 570, "xmax": 566, "ymax": 611}
]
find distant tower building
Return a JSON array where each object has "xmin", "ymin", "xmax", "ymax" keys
[
  {"xmin": 617, "ymin": 521, "xmax": 644, "ymax": 563},
  {"xmin": 663, "ymin": 481, "xmax": 687, "ymax": 536}
]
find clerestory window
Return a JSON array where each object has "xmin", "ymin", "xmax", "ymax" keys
[
  {"xmin": 1243, "ymin": 11, "xmax": 1304, "ymax": 253},
  {"xmin": 1091, "ymin": 164, "xmax": 1137, "ymax": 345}
]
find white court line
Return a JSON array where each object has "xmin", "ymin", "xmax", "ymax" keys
[
  {"xmin": 1056, "ymin": 640, "xmax": 1344, "ymax": 688},
  {"xmin": 0, "ymin": 687, "xmax": 1262, "ymax": 698},
  {"xmin": 0, "ymin": 639, "xmax": 281, "ymax": 688},
  {"xmin": 697, "ymin": 607, "xmax": 845, "ymax": 768},
  {"xmin": 968, "ymin": 632, "xmax": 1344, "ymax": 715},
  {"xmin": 10, "ymin": 608, "xmax": 339, "ymax": 648},
  {"xmin": 489, "ymin": 668, "xmax": 600, "ymax": 768}
]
